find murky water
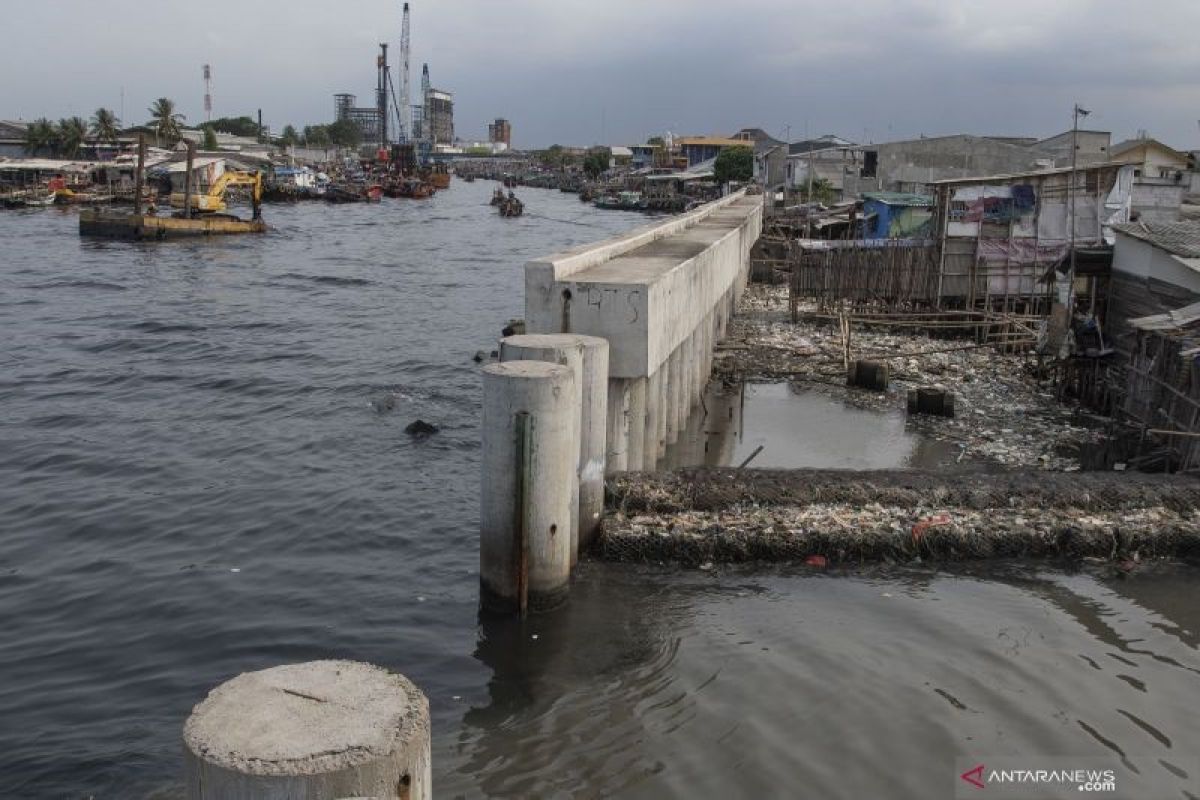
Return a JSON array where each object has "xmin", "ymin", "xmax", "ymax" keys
[
  {"xmin": 664, "ymin": 381, "xmax": 964, "ymax": 470},
  {"xmin": 439, "ymin": 563, "xmax": 1200, "ymax": 799},
  {"xmin": 1, "ymin": 186, "xmax": 1197, "ymax": 798}
]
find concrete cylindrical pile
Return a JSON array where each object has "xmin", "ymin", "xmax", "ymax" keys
[
  {"xmin": 480, "ymin": 360, "xmax": 576, "ymax": 612},
  {"xmin": 500, "ymin": 333, "xmax": 609, "ymax": 560},
  {"xmin": 183, "ymin": 660, "xmax": 431, "ymax": 800}
]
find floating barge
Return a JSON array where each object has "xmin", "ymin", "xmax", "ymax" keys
[
  {"xmin": 79, "ymin": 136, "xmax": 266, "ymax": 241},
  {"xmin": 79, "ymin": 209, "xmax": 267, "ymax": 240}
]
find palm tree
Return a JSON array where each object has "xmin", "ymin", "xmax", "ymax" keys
[
  {"xmin": 90, "ymin": 107, "xmax": 120, "ymax": 144},
  {"xmin": 57, "ymin": 117, "xmax": 87, "ymax": 158},
  {"xmin": 148, "ymin": 97, "xmax": 184, "ymax": 147},
  {"xmin": 23, "ymin": 118, "xmax": 58, "ymax": 156}
]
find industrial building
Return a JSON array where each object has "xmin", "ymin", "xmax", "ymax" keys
[
  {"xmin": 333, "ymin": 93, "xmax": 383, "ymax": 146},
  {"xmin": 426, "ymin": 88, "xmax": 454, "ymax": 147},
  {"xmin": 488, "ymin": 118, "xmax": 511, "ymax": 148}
]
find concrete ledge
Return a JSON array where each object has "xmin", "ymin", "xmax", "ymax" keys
[
  {"xmin": 526, "ymin": 195, "xmax": 762, "ymax": 377},
  {"xmin": 526, "ymin": 190, "xmax": 752, "ymax": 287}
]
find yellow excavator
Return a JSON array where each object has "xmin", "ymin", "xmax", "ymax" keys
[{"xmin": 169, "ymin": 170, "xmax": 263, "ymax": 216}]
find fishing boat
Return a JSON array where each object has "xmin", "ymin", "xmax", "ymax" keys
[
  {"xmin": 23, "ymin": 192, "xmax": 57, "ymax": 207},
  {"xmin": 426, "ymin": 163, "xmax": 451, "ymax": 190},
  {"xmin": 498, "ymin": 195, "xmax": 524, "ymax": 217},
  {"xmin": 324, "ymin": 183, "xmax": 382, "ymax": 204},
  {"xmin": 594, "ymin": 190, "xmax": 645, "ymax": 211}
]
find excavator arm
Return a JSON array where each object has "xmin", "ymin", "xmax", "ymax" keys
[{"xmin": 170, "ymin": 170, "xmax": 263, "ymax": 214}]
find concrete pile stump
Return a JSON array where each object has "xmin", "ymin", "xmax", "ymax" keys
[
  {"xmin": 907, "ymin": 387, "xmax": 956, "ymax": 418},
  {"xmin": 480, "ymin": 360, "xmax": 576, "ymax": 613},
  {"xmin": 183, "ymin": 660, "xmax": 431, "ymax": 800},
  {"xmin": 847, "ymin": 360, "xmax": 889, "ymax": 392}
]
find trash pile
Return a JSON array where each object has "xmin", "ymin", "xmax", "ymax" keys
[{"xmin": 714, "ymin": 286, "xmax": 1103, "ymax": 470}]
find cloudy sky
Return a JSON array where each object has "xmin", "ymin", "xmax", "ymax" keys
[{"xmin": 3, "ymin": 0, "xmax": 1198, "ymax": 149}]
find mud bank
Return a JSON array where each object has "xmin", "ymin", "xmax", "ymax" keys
[{"xmin": 601, "ymin": 469, "xmax": 1200, "ymax": 565}]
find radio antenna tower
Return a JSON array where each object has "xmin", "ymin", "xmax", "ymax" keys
[
  {"xmin": 203, "ymin": 64, "xmax": 213, "ymax": 122},
  {"xmin": 397, "ymin": 2, "xmax": 412, "ymax": 142}
]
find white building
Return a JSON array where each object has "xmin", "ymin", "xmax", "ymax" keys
[{"xmin": 1108, "ymin": 221, "xmax": 1200, "ymax": 349}]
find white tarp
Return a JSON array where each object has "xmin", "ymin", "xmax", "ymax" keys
[{"xmin": 952, "ymin": 185, "xmax": 1013, "ymax": 202}]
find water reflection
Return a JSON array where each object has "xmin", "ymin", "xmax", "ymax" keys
[
  {"xmin": 438, "ymin": 563, "xmax": 1200, "ymax": 799},
  {"xmin": 662, "ymin": 381, "xmax": 965, "ymax": 471}
]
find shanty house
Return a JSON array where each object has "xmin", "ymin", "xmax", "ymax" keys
[
  {"xmin": 677, "ymin": 137, "xmax": 747, "ymax": 167},
  {"xmin": 929, "ymin": 162, "xmax": 1126, "ymax": 310},
  {"xmin": 1107, "ymin": 221, "xmax": 1200, "ymax": 349},
  {"xmin": 861, "ymin": 192, "xmax": 934, "ymax": 239}
]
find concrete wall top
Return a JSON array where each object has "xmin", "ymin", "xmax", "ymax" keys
[
  {"xmin": 525, "ymin": 190, "xmax": 750, "ymax": 286},
  {"xmin": 525, "ymin": 194, "xmax": 762, "ymax": 378}
]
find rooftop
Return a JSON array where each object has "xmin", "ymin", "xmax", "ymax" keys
[
  {"xmin": 1111, "ymin": 220, "xmax": 1200, "ymax": 258},
  {"xmin": 863, "ymin": 191, "xmax": 933, "ymax": 207},
  {"xmin": 928, "ymin": 160, "xmax": 1127, "ymax": 186},
  {"xmin": 677, "ymin": 137, "xmax": 748, "ymax": 148},
  {"xmin": 1109, "ymin": 138, "xmax": 1190, "ymax": 162},
  {"xmin": 789, "ymin": 135, "xmax": 856, "ymax": 155},
  {"xmin": 1128, "ymin": 300, "xmax": 1200, "ymax": 333}
]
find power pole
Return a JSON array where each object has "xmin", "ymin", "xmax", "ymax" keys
[
  {"xmin": 377, "ymin": 43, "xmax": 389, "ymax": 150},
  {"xmin": 203, "ymin": 64, "xmax": 213, "ymax": 123},
  {"xmin": 1068, "ymin": 103, "xmax": 1089, "ymax": 308},
  {"xmin": 805, "ymin": 122, "xmax": 815, "ymax": 239},
  {"xmin": 397, "ymin": 2, "xmax": 411, "ymax": 142}
]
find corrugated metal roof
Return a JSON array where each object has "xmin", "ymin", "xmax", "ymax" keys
[
  {"xmin": 928, "ymin": 161, "xmax": 1126, "ymax": 185},
  {"xmin": 1128, "ymin": 300, "xmax": 1200, "ymax": 332},
  {"xmin": 1112, "ymin": 221, "xmax": 1200, "ymax": 258},
  {"xmin": 0, "ymin": 158, "xmax": 90, "ymax": 171},
  {"xmin": 164, "ymin": 157, "xmax": 226, "ymax": 173},
  {"xmin": 862, "ymin": 191, "xmax": 933, "ymax": 207}
]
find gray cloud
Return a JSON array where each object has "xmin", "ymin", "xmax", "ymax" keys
[{"xmin": 1, "ymin": 0, "xmax": 1197, "ymax": 149}]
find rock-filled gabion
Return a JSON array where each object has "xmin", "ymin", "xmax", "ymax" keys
[{"xmin": 602, "ymin": 469, "xmax": 1200, "ymax": 565}]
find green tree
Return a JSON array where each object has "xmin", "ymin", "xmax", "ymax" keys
[
  {"xmin": 202, "ymin": 125, "xmax": 219, "ymax": 150},
  {"xmin": 583, "ymin": 147, "xmax": 611, "ymax": 179},
  {"xmin": 303, "ymin": 124, "xmax": 331, "ymax": 147},
  {"xmin": 327, "ymin": 118, "xmax": 362, "ymax": 148},
  {"xmin": 23, "ymin": 117, "xmax": 58, "ymax": 156},
  {"xmin": 713, "ymin": 145, "xmax": 754, "ymax": 185},
  {"xmin": 646, "ymin": 136, "xmax": 665, "ymax": 147},
  {"xmin": 209, "ymin": 116, "xmax": 260, "ymax": 137},
  {"xmin": 280, "ymin": 125, "xmax": 298, "ymax": 147},
  {"xmin": 805, "ymin": 177, "xmax": 836, "ymax": 205},
  {"xmin": 148, "ymin": 97, "xmax": 185, "ymax": 147},
  {"xmin": 56, "ymin": 117, "xmax": 87, "ymax": 158},
  {"xmin": 89, "ymin": 107, "xmax": 120, "ymax": 144},
  {"xmin": 539, "ymin": 144, "xmax": 566, "ymax": 168}
]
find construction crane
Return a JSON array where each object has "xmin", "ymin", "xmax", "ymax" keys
[{"xmin": 397, "ymin": 2, "xmax": 411, "ymax": 143}]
